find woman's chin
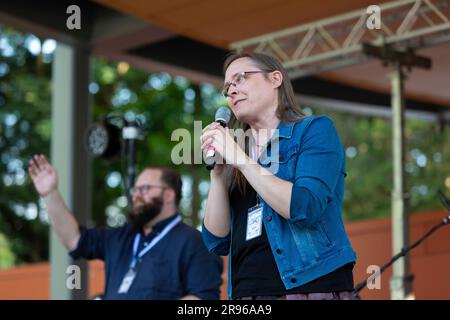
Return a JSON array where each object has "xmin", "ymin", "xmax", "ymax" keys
[{"xmin": 233, "ymin": 110, "xmax": 249, "ymax": 123}]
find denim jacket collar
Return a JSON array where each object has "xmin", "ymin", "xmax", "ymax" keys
[
  {"xmin": 273, "ymin": 115, "xmax": 306, "ymax": 140},
  {"xmin": 258, "ymin": 120, "xmax": 296, "ymax": 167},
  {"xmin": 276, "ymin": 120, "xmax": 295, "ymax": 139}
]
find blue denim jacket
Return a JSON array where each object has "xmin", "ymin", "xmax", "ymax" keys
[{"xmin": 202, "ymin": 115, "xmax": 357, "ymax": 299}]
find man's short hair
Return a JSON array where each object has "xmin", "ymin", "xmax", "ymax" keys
[{"xmin": 141, "ymin": 166, "xmax": 182, "ymax": 205}]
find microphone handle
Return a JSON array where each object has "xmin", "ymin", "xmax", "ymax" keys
[{"xmin": 206, "ymin": 120, "xmax": 227, "ymax": 170}]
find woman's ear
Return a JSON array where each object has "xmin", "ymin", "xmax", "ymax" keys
[{"xmin": 270, "ymin": 70, "xmax": 283, "ymax": 88}]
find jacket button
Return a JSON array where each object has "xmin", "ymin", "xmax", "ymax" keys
[
  {"xmin": 290, "ymin": 278, "xmax": 297, "ymax": 284},
  {"xmin": 276, "ymin": 248, "xmax": 282, "ymax": 254},
  {"xmin": 266, "ymin": 215, "xmax": 272, "ymax": 222}
]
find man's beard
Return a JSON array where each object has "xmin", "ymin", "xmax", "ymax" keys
[{"xmin": 128, "ymin": 196, "xmax": 164, "ymax": 230}]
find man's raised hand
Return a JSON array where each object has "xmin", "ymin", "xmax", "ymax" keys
[{"xmin": 28, "ymin": 154, "xmax": 58, "ymax": 197}]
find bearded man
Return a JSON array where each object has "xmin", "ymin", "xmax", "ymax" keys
[{"xmin": 28, "ymin": 154, "xmax": 223, "ymax": 300}]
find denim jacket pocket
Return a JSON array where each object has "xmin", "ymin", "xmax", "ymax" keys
[
  {"xmin": 295, "ymin": 223, "xmax": 335, "ymax": 263},
  {"xmin": 316, "ymin": 223, "xmax": 334, "ymax": 248},
  {"xmin": 302, "ymin": 224, "xmax": 334, "ymax": 262}
]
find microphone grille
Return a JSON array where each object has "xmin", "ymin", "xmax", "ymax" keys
[{"xmin": 215, "ymin": 107, "xmax": 231, "ymax": 124}]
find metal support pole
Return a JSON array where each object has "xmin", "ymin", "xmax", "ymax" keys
[
  {"xmin": 50, "ymin": 43, "xmax": 91, "ymax": 300},
  {"xmin": 389, "ymin": 63, "xmax": 413, "ymax": 300}
]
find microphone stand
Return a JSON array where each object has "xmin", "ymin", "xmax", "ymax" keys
[
  {"xmin": 122, "ymin": 119, "xmax": 141, "ymax": 210},
  {"xmin": 353, "ymin": 190, "xmax": 450, "ymax": 299}
]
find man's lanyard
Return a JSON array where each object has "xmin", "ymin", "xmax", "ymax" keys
[{"xmin": 129, "ymin": 215, "xmax": 182, "ymax": 270}]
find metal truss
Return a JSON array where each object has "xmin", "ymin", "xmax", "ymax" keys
[{"xmin": 230, "ymin": 0, "xmax": 450, "ymax": 78}]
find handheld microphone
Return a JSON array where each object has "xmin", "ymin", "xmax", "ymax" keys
[{"xmin": 206, "ymin": 107, "xmax": 231, "ymax": 170}]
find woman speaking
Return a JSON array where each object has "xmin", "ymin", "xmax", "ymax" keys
[{"xmin": 201, "ymin": 52, "xmax": 357, "ymax": 300}]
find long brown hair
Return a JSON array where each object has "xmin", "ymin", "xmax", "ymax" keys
[{"xmin": 223, "ymin": 51, "xmax": 305, "ymax": 194}]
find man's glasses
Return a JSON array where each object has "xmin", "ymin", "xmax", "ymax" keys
[
  {"xmin": 222, "ymin": 70, "xmax": 268, "ymax": 98},
  {"xmin": 131, "ymin": 184, "xmax": 167, "ymax": 196}
]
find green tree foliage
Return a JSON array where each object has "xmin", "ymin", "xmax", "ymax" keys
[
  {"xmin": 0, "ymin": 232, "xmax": 15, "ymax": 268},
  {"xmin": 312, "ymin": 108, "xmax": 450, "ymax": 221},
  {"xmin": 0, "ymin": 26, "xmax": 51, "ymax": 265}
]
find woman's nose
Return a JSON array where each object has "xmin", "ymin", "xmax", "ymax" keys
[{"xmin": 228, "ymin": 84, "xmax": 238, "ymax": 96}]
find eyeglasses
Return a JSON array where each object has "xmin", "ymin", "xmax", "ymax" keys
[
  {"xmin": 131, "ymin": 184, "xmax": 167, "ymax": 196},
  {"xmin": 221, "ymin": 71, "xmax": 268, "ymax": 97}
]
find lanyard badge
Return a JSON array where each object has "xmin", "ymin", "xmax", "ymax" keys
[
  {"xmin": 117, "ymin": 215, "xmax": 182, "ymax": 294},
  {"xmin": 246, "ymin": 195, "xmax": 263, "ymax": 241},
  {"xmin": 118, "ymin": 268, "xmax": 137, "ymax": 294},
  {"xmin": 245, "ymin": 145, "xmax": 264, "ymax": 241}
]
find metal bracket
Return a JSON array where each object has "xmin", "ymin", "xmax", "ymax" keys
[{"xmin": 231, "ymin": 0, "xmax": 450, "ymax": 78}]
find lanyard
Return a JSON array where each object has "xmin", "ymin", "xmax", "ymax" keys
[
  {"xmin": 129, "ymin": 215, "xmax": 182, "ymax": 270},
  {"xmin": 250, "ymin": 142, "xmax": 258, "ymax": 162},
  {"xmin": 250, "ymin": 143, "xmax": 261, "ymax": 206}
]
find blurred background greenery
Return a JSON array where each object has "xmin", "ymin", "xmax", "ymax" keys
[{"xmin": 1, "ymin": 24, "xmax": 449, "ymax": 267}]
